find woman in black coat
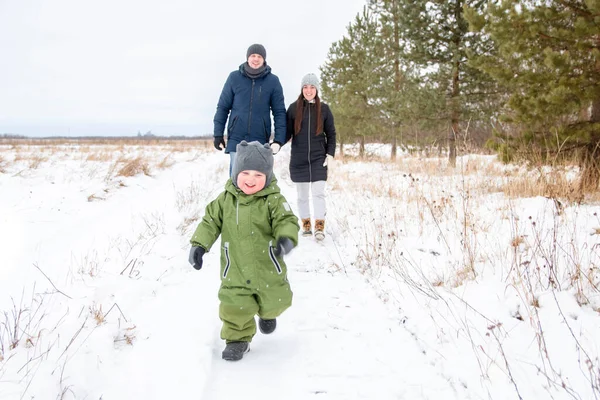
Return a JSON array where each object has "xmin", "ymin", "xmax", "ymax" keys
[{"xmin": 284, "ymin": 73, "xmax": 336, "ymax": 241}]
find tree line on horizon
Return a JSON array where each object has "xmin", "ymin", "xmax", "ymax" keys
[
  {"xmin": 0, "ymin": 133, "xmax": 206, "ymax": 140},
  {"xmin": 320, "ymin": 0, "xmax": 600, "ymax": 191}
]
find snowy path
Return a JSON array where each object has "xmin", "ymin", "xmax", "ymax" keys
[
  {"xmin": 200, "ymin": 207, "xmax": 456, "ymax": 399},
  {"xmin": 1, "ymin": 149, "xmax": 458, "ymax": 399}
]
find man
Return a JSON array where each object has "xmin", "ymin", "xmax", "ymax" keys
[{"xmin": 213, "ymin": 44, "xmax": 286, "ymax": 175}]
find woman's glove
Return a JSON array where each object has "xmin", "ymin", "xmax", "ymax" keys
[{"xmin": 270, "ymin": 142, "xmax": 282, "ymax": 155}]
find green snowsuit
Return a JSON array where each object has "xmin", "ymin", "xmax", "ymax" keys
[{"xmin": 190, "ymin": 176, "xmax": 299, "ymax": 343}]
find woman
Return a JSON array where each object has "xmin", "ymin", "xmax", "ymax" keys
[{"xmin": 284, "ymin": 73, "xmax": 336, "ymax": 241}]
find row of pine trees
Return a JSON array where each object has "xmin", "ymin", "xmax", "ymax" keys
[{"xmin": 320, "ymin": 0, "xmax": 600, "ymax": 190}]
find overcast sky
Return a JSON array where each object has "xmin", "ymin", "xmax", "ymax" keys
[{"xmin": 0, "ymin": 0, "xmax": 366, "ymax": 137}]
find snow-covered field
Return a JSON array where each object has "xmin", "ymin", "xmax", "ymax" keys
[{"xmin": 0, "ymin": 140, "xmax": 599, "ymax": 399}]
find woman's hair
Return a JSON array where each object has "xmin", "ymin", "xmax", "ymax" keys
[{"xmin": 294, "ymin": 92, "xmax": 323, "ymax": 135}]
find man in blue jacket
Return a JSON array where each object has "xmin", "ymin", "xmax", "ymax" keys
[{"xmin": 213, "ymin": 44, "xmax": 286, "ymax": 176}]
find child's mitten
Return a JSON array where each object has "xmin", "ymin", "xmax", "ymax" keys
[
  {"xmin": 189, "ymin": 246, "xmax": 206, "ymax": 270},
  {"xmin": 274, "ymin": 237, "xmax": 294, "ymax": 257}
]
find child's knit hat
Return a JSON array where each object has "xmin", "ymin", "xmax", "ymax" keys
[
  {"xmin": 232, "ymin": 140, "xmax": 274, "ymax": 189},
  {"xmin": 301, "ymin": 73, "xmax": 320, "ymax": 92}
]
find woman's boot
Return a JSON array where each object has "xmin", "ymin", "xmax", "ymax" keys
[
  {"xmin": 314, "ymin": 219, "xmax": 325, "ymax": 241},
  {"xmin": 301, "ymin": 218, "xmax": 312, "ymax": 237}
]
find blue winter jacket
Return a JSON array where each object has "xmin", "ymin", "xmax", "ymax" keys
[{"xmin": 213, "ymin": 63, "xmax": 286, "ymax": 153}]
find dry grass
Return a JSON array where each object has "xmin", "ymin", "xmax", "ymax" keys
[
  {"xmin": 450, "ymin": 264, "xmax": 477, "ymax": 288},
  {"xmin": 511, "ymin": 235, "xmax": 525, "ymax": 247},
  {"xmin": 0, "ymin": 154, "xmax": 7, "ymax": 173},
  {"xmin": 498, "ymin": 173, "xmax": 584, "ymax": 203},
  {"xmin": 114, "ymin": 325, "xmax": 137, "ymax": 346},
  {"xmin": 87, "ymin": 193, "xmax": 105, "ymax": 202},
  {"xmin": 337, "ymin": 151, "xmax": 594, "ymax": 205},
  {"xmin": 85, "ymin": 151, "xmax": 115, "ymax": 162},
  {"xmin": 28, "ymin": 154, "xmax": 47, "ymax": 169},
  {"xmin": 177, "ymin": 216, "xmax": 199, "ymax": 236},
  {"xmin": 116, "ymin": 157, "xmax": 151, "ymax": 177},
  {"xmin": 91, "ymin": 304, "xmax": 105, "ymax": 326},
  {"xmin": 156, "ymin": 153, "xmax": 175, "ymax": 169},
  {"xmin": 0, "ymin": 138, "xmax": 211, "ymax": 178}
]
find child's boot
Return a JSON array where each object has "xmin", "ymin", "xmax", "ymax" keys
[
  {"xmin": 301, "ymin": 218, "xmax": 312, "ymax": 237},
  {"xmin": 258, "ymin": 318, "xmax": 277, "ymax": 334},
  {"xmin": 222, "ymin": 341, "xmax": 250, "ymax": 361},
  {"xmin": 314, "ymin": 219, "xmax": 325, "ymax": 241}
]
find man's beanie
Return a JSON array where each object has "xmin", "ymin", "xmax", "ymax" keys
[
  {"xmin": 301, "ymin": 73, "xmax": 320, "ymax": 92},
  {"xmin": 232, "ymin": 141, "xmax": 274, "ymax": 189},
  {"xmin": 246, "ymin": 44, "xmax": 267, "ymax": 60}
]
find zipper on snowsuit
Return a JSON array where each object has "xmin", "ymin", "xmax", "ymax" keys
[
  {"xmin": 268, "ymin": 240, "xmax": 283, "ymax": 274},
  {"xmin": 223, "ymin": 242, "xmax": 231, "ymax": 278}
]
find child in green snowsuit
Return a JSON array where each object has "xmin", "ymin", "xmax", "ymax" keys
[{"xmin": 188, "ymin": 140, "xmax": 299, "ymax": 361}]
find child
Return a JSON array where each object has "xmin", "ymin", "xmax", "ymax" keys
[{"xmin": 188, "ymin": 140, "xmax": 299, "ymax": 361}]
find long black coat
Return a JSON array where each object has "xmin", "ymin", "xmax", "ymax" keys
[{"xmin": 285, "ymin": 100, "xmax": 336, "ymax": 182}]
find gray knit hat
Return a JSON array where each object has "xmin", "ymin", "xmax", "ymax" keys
[
  {"xmin": 301, "ymin": 73, "xmax": 320, "ymax": 92},
  {"xmin": 232, "ymin": 140, "xmax": 274, "ymax": 189},
  {"xmin": 246, "ymin": 44, "xmax": 266, "ymax": 60}
]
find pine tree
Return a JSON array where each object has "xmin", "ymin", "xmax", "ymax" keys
[
  {"xmin": 467, "ymin": 0, "xmax": 600, "ymax": 190},
  {"xmin": 320, "ymin": 7, "xmax": 382, "ymax": 156},
  {"xmin": 383, "ymin": 0, "xmax": 499, "ymax": 166},
  {"xmin": 367, "ymin": 0, "xmax": 451, "ymax": 156}
]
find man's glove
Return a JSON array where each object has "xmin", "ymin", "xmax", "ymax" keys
[
  {"xmin": 323, "ymin": 154, "xmax": 333, "ymax": 167},
  {"xmin": 270, "ymin": 142, "xmax": 281, "ymax": 155},
  {"xmin": 273, "ymin": 237, "xmax": 294, "ymax": 257},
  {"xmin": 188, "ymin": 246, "xmax": 206, "ymax": 270},
  {"xmin": 214, "ymin": 136, "xmax": 226, "ymax": 151}
]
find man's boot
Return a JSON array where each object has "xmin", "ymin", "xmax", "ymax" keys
[
  {"xmin": 314, "ymin": 219, "xmax": 325, "ymax": 241},
  {"xmin": 301, "ymin": 218, "xmax": 312, "ymax": 237}
]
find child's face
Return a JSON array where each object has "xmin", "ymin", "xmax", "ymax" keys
[{"xmin": 237, "ymin": 169, "xmax": 267, "ymax": 195}]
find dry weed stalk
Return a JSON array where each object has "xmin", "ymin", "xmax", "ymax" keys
[
  {"xmin": 177, "ymin": 216, "xmax": 199, "ymax": 236},
  {"xmin": 77, "ymin": 252, "xmax": 101, "ymax": 276},
  {"xmin": 156, "ymin": 153, "xmax": 175, "ymax": 169},
  {"xmin": 0, "ymin": 287, "xmax": 47, "ymax": 363},
  {"xmin": 176, "ymin": 181, "xmax": 202, "ymax": 212},
  {"xmin": 114, "ymin": 324, "xmax": 137, "ymax": 346},
  {"xmin": 90, "ymin": 304, "xmax": 105, "ymax": 326},
  {"xmin": 28, "ymin": 154, "xmax": 47, "ymax": 169},
  {"xmin": 114, "ymin": 213, "xmax": 166, "ymax": 277},
  {"xmin": 87, "ymin": 193, "xmax": 105, "ymax": 202}
]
